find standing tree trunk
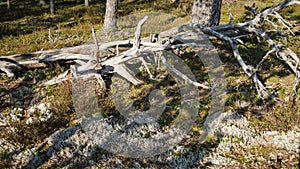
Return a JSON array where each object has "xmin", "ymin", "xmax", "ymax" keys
[
  {"xmin": 85, "ymin": 0, "xmax": 89, "ymax": 6},
  {"xmin": 50, "ymin": 0, "xmax": 55, "ymax": 14},
  {"xmin": 39, "ymin": 0, "xmax": 46, "ymax": 5},
  {"xmin": 104, "ymin": 0, "xmax": 118, "ymax": 30},
  {"xmin": 7, "ymin": 0, "xmax": 10, "ymax": 10},
  {"xmin": 191, "ymin": 0, "xmax": 222, "ymax": 26}
]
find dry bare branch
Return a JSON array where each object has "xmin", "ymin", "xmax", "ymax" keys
[
  {"xmin": 0, "ymin": 0, "xmax": 298, "ymax": 99},
  {"xmin": 92, "ymin": 25, "xmax": 100, "ymax": 62}
]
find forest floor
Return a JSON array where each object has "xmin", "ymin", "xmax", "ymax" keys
[{"xmin": 0, "ymin": 0, "xmax": 300, "ymax": 168}]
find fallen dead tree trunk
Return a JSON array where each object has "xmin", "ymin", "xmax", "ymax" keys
[{"xmin": 0, "ymin": 0, "xmax": 299, "ymax": 99}]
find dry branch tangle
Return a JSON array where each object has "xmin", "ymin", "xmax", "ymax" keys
[
  {"xmin": 0, "ymin": 0, "xmax": 299, "ymax": 99},
  {"xmin": 202, "ymin": 0, "xmax": 300, "ymax": 98}
]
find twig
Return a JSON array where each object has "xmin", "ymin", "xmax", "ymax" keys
[
  {"xmin": 255, "ymin": 48, "xmax": 276, "ymax": 73},
  {"xmin": 244, "ymin": 3, "xmax": 258, "ymax": 15},
  {"xmin": 95, "ymin": 73, "xmax": 106, "ymax": 90},
  {"xmin": 240, "ymin": 26, "xmax": 299, "ymax": 77},
  {"xmin": 228, "ymin": 8, "xmax": 234, "ymax": 24},
  {"xmin": 91, "ymin": 25, "xmax": 100, "ymax": 61},
  {"xmin": 133, "ymin": 16, "xmax": 148, "ymax": 50},
  {"xmin": 273, "ymin": 11, "xmax": 295, "ymax": 35},
  {"xmin": 43, "ymin": 69, "xmax": 71, "ymax": 86},
  {"xmin": 114, "ymin": 64, "xmax": 143, "ymax": 85},
  {"xmin": 266, "ymin": 17, "xmax": 278, "ymax": 29},
  {"xmin": 203, "ymin": 27, "xmax": 271, "ymax": 98},
  {"xmin": 48, "ymin": 29, "xmax": 55, "ymax": 43},
  {"xmin": 116, "ymin": 44, "xmax": 119, "ymax": 56},
  {"xmin": 0, "ymin": 67, "xmax": 14, "ymax": 77},
  {"xmin": 139, "ymin": 57, "xmax": 154, "ymax": 79},
  {"xmin": 160, "ymin": 55, "xmax": 211, "ymax": 90}
]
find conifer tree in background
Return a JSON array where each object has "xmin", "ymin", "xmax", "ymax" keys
[
  {"xmin": 191, "ymin": 0, "xmax": 222, "ymax": 26},
  {"xmin": 39, "ymin": 0, "xmax": 46, "ymax": 5},
  {"xmin": 85, "ymin": 0, "xmax": 89, "ymax": 6},
  {"xmin": 7, "ymin": 0, "xmax": 10, "ymax": 9},
  {"xmin": 104, "ymin": 0, "xmax": 118, "ymax": 30},
  {"xmin": 50, "ymin": 0, "xmax": 55, "ymax": 14}
]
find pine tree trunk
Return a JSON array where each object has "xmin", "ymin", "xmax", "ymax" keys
[
  {"xmin": 104, "ymin": 0, "xmax": 118, "ymax": 30},
  {"xmin": 191, "ymin": 0, "xmax": 222, "ymax": 26},
  {"xmin": 50, "ymin": 0, "xmax": 55, "ymax": 14},
  {"xmin": 39, "ymin": 0, "xmax": 46, "ymax": 5},
  {"xmin": 7, "ymin": 0, "xmax": 10, "ymax": 10},
  {"xmin": 85, "ymin": 0, "xmax": 89, "ymax": 6}
]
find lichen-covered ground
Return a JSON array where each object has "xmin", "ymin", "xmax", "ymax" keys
[{"xmin": 1, "ymin": 106, "xmax": 299, "ymax": 168}]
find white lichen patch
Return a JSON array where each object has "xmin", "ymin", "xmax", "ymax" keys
[
  {"xmin": 5, "ymin": 111, "xmax": 300, "ymax": 168},
  {"xmin": 25, "ymin": 102, "xmax": 53, "ymax": 124},
  {"xmin": 199, "ymin": 112, "xmax": 300, "ymax": 167}
]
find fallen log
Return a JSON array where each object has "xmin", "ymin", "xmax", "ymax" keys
[{"xmin": 0, "ymin": 0, "xmax": 299, "ymax": 99}]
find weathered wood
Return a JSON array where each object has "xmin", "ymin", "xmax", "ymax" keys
[
  {"xmin": 0, "ymin": 40, "xmax": 131, "ymax": 70},
  {"xmin": 200, "ymin": 0, "xmax": 300, "ymax": 99},
  {"xmin": 0, "ymin": 0, "xmax": 299, "ymax": 99},
  {"xmin": 92, "ymin": 25, "xmax": 100, "ymax": 62},
  {"xmin": 161, "ymin": 55, "xmax": 211, "ymax": 89},
  {"xmin": 133, "ymin": 16, "xmax": 148, "ymax": 50}
]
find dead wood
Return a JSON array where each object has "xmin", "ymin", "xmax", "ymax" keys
[{"xmin": 0, "ymin": 0, "xmax": 299, "ymax": 99}]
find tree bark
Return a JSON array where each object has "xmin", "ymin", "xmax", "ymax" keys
[
  {"xmin": 39, "ymin": 0, "xmax": 46, "ymax": 5},
  {"xmin": 50, "ymin": 0, "xmax": 55, "ymax": 14},
  {"xmin": 104, "ymin": 0, "xmax": 118, "ymax": 30},
  {"xmin": 7, "ymin": 0, "xmax": 10, "ymax": 10},
  {"xmin": 191, "ymin": 0, "xmax": 222, "ymax": 26},
  {"xmin": 85, "ymin": 0, "xmax": 89, "ymax": 6}
]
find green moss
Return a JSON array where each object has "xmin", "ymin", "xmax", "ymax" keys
[
  {"xmin": 225, "ymin": 152, "xmax": 248, "ymax": 163},
  {"xmin": 96, "ymin": 149, "xmax": 111, "ymax": 160},
  {"xmin": 0, "ymin": 151, "xmax": 9, "ymax": 160},
  {"xmin": 202, "ymin": 135, "xmax": 223, "ymax": 149},
  {"xmin": 249, "ymin": 102, "xmax": 300, "ymax": 132}
]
